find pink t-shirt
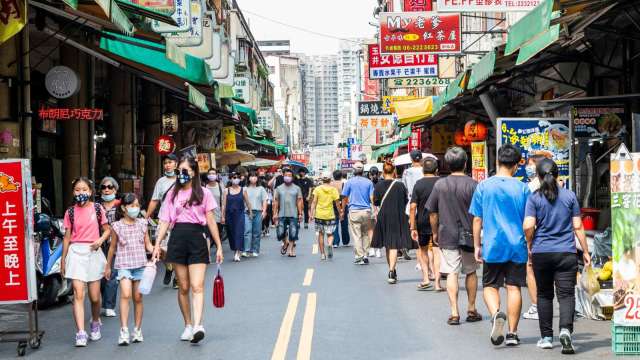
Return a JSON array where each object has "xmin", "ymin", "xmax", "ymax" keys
[
  {"xmin": 159, "ymin": 187, "xmax": 217, "ymax": 226},
  {"xmin": 63, "ymin": 203, "xmax": 108, "ymax": 243}
]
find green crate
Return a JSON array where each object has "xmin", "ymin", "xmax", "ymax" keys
[{"xmin": 612, "ymin": 324, "xmax": 640, "ymax": 355}]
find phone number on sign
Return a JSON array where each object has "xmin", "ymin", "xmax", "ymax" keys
[
  {"xmin": 504, "ymin": 0, "xmax": 540, "ymax": 5},
  {"xmin": 383, "ymin": 44, "xmax": 457, "ymax": 52}
]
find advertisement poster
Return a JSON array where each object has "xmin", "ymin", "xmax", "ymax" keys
[
  {"xmin": 497, "ymin": 118, "xmax": 572, "ymax": 187},
  {"xmin": 222, "ymin": 126, "xmax": 236, "ymax": 152},
  {"xmin": 404, "ymin": 0, "xmax": 431, "ymax": 11},
  {"xmin": 379, "ymin": 12, "xmax": 461, "ymax": 54},
  {"xmin": 436, "ymin": 0, "xmax": 541, "ymax": 12},
  {"xmin": 358, "ymin": 101, "xmax": 394, "ymax": 129},
  {"xmin": 471, "ymin": 141, "xmax": 488, "ymax": 182},
  {"xmin": 610, "ymin": 145, "xmax": 640, "ymax": 325},
  {"xmin": 387, "ymin": 77, "xmax": 451, "ymax": 88},
  {"xmin": 0, "ymin": 160, "xmax": 36, "ymax": 304},
  {"xmin": 571, "ymin": 105, "xmax": 626, "ymax": 138},
  {"xmin": 368, "ymin": 44, "xmax": 438, "ymax": 79}
]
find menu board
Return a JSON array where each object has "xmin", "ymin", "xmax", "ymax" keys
[{"xmin": 572, "ymin": 106, "xmax": 625, "ymax": 138}]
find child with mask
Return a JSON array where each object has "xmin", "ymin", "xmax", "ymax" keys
[
  {"xmin": 105, "ymin": 193, "xmax": 154, "ymax": 346},
  {"xmin": 61, "ymin": 177, "xmax": 111, "ymax": 347}
]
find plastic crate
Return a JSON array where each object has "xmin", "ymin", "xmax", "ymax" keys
[{"xmin": 612, "ymin": 324, "xmax": 640, "ymax": 355}]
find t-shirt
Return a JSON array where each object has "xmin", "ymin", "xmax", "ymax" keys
[
  {"xmin": 402, "ymin": 166, "xmax": 423, "ymax": 200},
  {"xmin": 246, "ymin": 186, "xmax": 268, "ymax": 211},
  {"xmin": 63, "ymin": 203, "xmax": 108, "ymax": 244},
  {"xmin": 159, "ymin": 187, "xmax": 217, "ymax": 226},
  {"xmin": 111, "ymin": 218, "xmax": 148, "ymax": 270},
  {"xmin": 411, "ymin": 176, "xmax": 439, "ymax": 235},
  {"xmin": 296, "ymin": 177, "xmax": 314, "ymax": 199},
  {"xmin": 525, "ymin": 188, "xmax": 581, "ymax": 254},
  {"xmin": 275, "ymin": 184, "xmax": 302, "ymax": 218},
  {"xmin": 426, "ymin": 176, "xmax": 477, "ymax": 250},
  {"xmin": 151, "ymin": 176, "xmax": 176, "ymax": 201},
  {"xmin": 469, "ymin": 176, "xmax": 531, "ymax": 263},
  {"xmin": 342, "ymin": 176, "xmax": 374, "ymax": 211},
  {"xmin": 206, "ymin": 182, "xmax": 226, "ymax": 223},
  {"xmin": 312, "ymin": 185, "xmax": 340, "ymax": 220}
]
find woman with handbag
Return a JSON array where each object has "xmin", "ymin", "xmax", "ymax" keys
[{"xmin": 371, "ymin": 161, "xmax": 412, "ymax": 284}]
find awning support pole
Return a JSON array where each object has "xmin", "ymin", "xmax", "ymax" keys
[{"xmin": 479, "ymin": 92, "xmax": 499, "ymax": 128}]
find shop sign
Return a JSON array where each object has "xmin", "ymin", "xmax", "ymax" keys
[
  {"xmin": 39, "ymin": 108, "xmax": 103, "ymax": 121},
  {"xmin": 379, "ymin": 12, "xmax": 461, "ymax": 54},
  {"xmin": 45, "ymin": 66, "xmax": 80, "ymax": 99},
  {"xmin": 368, "ymin": 44, "xmax": 437, "ymax": 79},
  {"xmin": 222, "ymin": 126, "xmax": 236, "ymax": 152},
  {"xmin": 183, "ymin": 14, "xmax": 214, "ymax": 59},
  {"xmin": 382, "ymin": 95, "xmax": 417, "ymax": 111},
  {"xmin": 387, "ymin": 77, "xmax": 451, "ymax": 88},
  {"xmin": 436, "ymin": 0, "xmax": 542, "ymax": 12},
  {"xmin": 162, "ymin": 113, "xmax": 178, "ymax": 133},
  {"xmin": 471, "ymin": 141, "xmax": 488, "ymax": 182},
  {"xmin": 571, "ymin": 106, "xmax": 625, "ymax": 138},
  {"xmin": 340, "ymin": 159, "xmax": 355, "ymax": 170},
  {"xmin": 0, "ymin": 159, "xmax": 37, "ymax": 303},
  {"xmin": 357, "ymin": 101, "xmax": 394, "ymax": 129},
  {"xmin": 152, "ymin": 0, "xmax": 192, "ymax": 33},
  {"xmin": 430, "ymin": 124, "xmax": 454, "ymax": 153},
  {"xmin": 408, "ymin": 128, "xmax": 422, "ymax": 151},
  {"xmin": 403, "ymin": 0, "xmax": 431, "ymax": 11},
  {"xmin": 164, "ymin": 0, "xmax": 203, "ymax": 46},
  {"xmin": 196, "ymin": 153, "xmax": 210, "ymax": 173},
  {"xmin": 497, "ymin": 118, "xmax": 572, "ymax": 187},
  {"xmin": 154, "ymin": 135, "xmax": 176, "ymax": 155},
  {"xmin": 130, "ymin": 0, "xmax": 174, "ymax": 11},
  {"xmin": 233, "ymin": 76, "xmax": 250, "ymax": 102}
]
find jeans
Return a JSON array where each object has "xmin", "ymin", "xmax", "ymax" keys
[
  {"xmin": 532, "ymin": 252, "xmax": 578, "ymax": 338},
  {"xmin": 332, "ymin": 205, "xmax": 350, "ymax": 246},
  {"xmin": 348, "ymin": 209, "xmax": 372, "ymax": 258},
  {"xmin": 101, "ymin": 260, "xmax": 118, "ymax": 310},
  {"xmin": 277, "ymin": 217, "xmax": 300, "ymax": 242},
  {"xmin": 244, "ymin": 210, "xmax": 263, "ymax": 253}
]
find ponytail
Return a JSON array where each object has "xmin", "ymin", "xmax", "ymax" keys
[{"xmin": 536, "ymin": 158, "xmax": 559, "ymax": 203}]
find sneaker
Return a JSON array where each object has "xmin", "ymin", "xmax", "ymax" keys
[
  {"xmin": 415, "ymin": 263, "xmax": 422, "ymax": 271},
  {"xmin": 387, "ymin": 270, "xmax": 398, "ymax": 284},
  {"xmin": 559, "ymin": 328, "xmax": 575, "ymax": 354},
  {"xmin": 89, "ymin": 321, "xmax": 102, "ymax": 341},
  {"xmin": 354, "ymin": 257, "xmax": 365, "ymax": 265},
  {"xmin": 304, "ymin": 224, "xmax": 309, "ymax": 229},
  {"xmin": 75, "ymin": 331, "xmax": 88, "ymax": 347},
  {"xmin": 505, "ymin": 333, "xmax": 520, "ymax": 346},
  {"xmin": 332, "ymin": 245, "xmax": 338, "ymax": 248},
  {"xmin": 252, "ymin": 252, "xmax": 259, "ymax": 258},
  {"xmin": 241, "ymin": 252, "xmax": 249, "ymax": 258},
  {"xmin": 490, "ymin": 311, "xmax": 507, "ymax": 346},
  {"xmin": 537, "ymin": 336, "xmax": 553, "ymax": 350},
  {"xmin": 104, "ymin": 309, "xmax": 117, "ymax": 318},
  {"xmin": 180, "ymin": 325, "xmax": 193, "ymax": 341},
  {"xmin": 523, "ymin": 304, "xmax": 539, "ymax": 320},
  {"xmin": 191, "ymin": 325, "xmax": 205, "ymax": 344},
  {"xmin": 375, "ymin": 248, "xmax": 382, "ymax": 258},
  {"xmin": 320, "ymin": 254, "xmax": 327, "ymax": 261},
  {"xmin": 163, "ymin": 268, "xmax": 173, "ymax": 285},
  {"xmin": 132, "ymin": 328, "xmax": 144, "ymax": 343},
  {"xmin": 118, "ymin": 328, "xmax": 130, "ymax": 346},
  {"xmin": 172, "ymin": 277, "xmax": 179, "ymax": 289},
  {"xmin": 368, "ymin": 248, "xmax": 376, "ymax": 257},
  {"xmin": 326, "ymin": 245, "xmax": 333, "ymax": 259},
  {"xmin": 363, "ymin": 257, "xmax": 370, "ymax": 265},
  {"xmin": 403, "ymin": 251, "xmax": 412, "ymax": 261}
]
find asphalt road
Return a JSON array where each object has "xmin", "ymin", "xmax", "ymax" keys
[{"xmin": 0, "ymin": 226, "xmax": 614, "ymax": 359}]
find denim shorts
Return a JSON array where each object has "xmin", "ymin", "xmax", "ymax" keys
[{"xmin": 117, "ymin": 267, "xmax": 145, "ymax": 281}]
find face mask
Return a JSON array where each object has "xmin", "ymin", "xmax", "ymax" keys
[
  {"xmin": 207, "ymin": 174, "xmax": 218, "ymax": 182},
  {"xmin": 178, "ymin": 170, "xmax": 191, "ymax": 185},
  {"xmin": 102, "ymin": 194, "xmax": 116, "ymax": 202},
  {"xmin": 231, "ymin": 179, "xmax": 241, "ymax": 185},
  {"xmin": 283, "ymin": 176, "xmax": 293, "ymax": 184},
  {"xmin": 525, "ymin": 165, "xmax": 537, "ymax": 179},
  {"xmin": 165, "ymin": 170, "xmax": 175, "ymax": 177},
  {"xmin": 126, "ymin": 207, "xmax": 140, "ymax": 218},
  {"xmin": 74, "ymin": 193, "xmax": 90, "ymax": 206},
  {"xmin": 249, "ymin": 176, "xmax": 258, "ymax": 184}
]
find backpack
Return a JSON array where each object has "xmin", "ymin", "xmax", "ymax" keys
[{"xmin": 67, "ymin": 202, "xmax": 103, "ymax": 236}]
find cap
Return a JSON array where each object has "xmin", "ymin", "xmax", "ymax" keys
[
  {"xmin": 410, "ymin": 149, "xmax": 423, "ymax": 162},
  {"xmin": 353, "ymin": 162, "xmax": 364, "ymax": 171},
  {"xmin": 162, "ymin": 153, "xmax": 178, "ymax": 162},
  {"xmin": 369, "ymin": 166, "xmax": 379, "ymax": 175}
]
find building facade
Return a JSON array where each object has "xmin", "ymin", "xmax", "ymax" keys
[{"xmin": 300, "ymin": 55, "xmax": 339, "ymax": 146}]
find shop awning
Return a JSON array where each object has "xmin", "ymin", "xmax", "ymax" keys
[
  {"xmin": 516, "ymin": 24, "xmax": 560, "ymax": 65},
  {"xmin": 247, "ymin": 137, "xmax": 288, "ymax": 155},
  {"xmin": 371, "ymin": 139, "xmax": 408, "ymax": 159},
  {"xmin": 468, "ymin": 50, "xmax": 496, "ymax": 90},
  {"xmin": 504, "ymin": 0, "xmax": 554, "ymax": 56},
  {"xmin": 94, "ymin": 0, "xmax": 135, "ymax": 35},
  {"xmin": 99, "ymin": 31, "xmax": 215, "ymax": 86},
  {"xmin": 186, "ymin": 83, "xmax": 209, "ymax": 112},
  {"xmin": 219, "ymin": 84, "xmax": 235, "ymax": 98},
  {"xmin": 443, "ymin": 71, "xmax": 467, "ymax": 103},
  {"xmin": 233, "ymin": 104, "xmax": 257, "ymax": 124},
  {"xmin": 395, "ymin": 97, "xmax": 434, "ymax": 125}
]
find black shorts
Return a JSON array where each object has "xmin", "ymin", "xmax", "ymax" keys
[
  {"xmin": 482, "ymin": 262, "xmax": 526, "ymax": 288},
  {"xmin": 166, "ymin": 223, "xmax": 210, "ymax": 265},
  {"xmin": 418, "ymin": 233, "xmax": 432, "ymax": 247}
]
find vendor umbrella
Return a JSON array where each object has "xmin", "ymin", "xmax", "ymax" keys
[
  {"xmin": 393, "ymin": 152, "xmax": 436, "ymax": 167},
  {"xmin": 215, "ymin": 150, "xmax": 255, "ymax": 166}
]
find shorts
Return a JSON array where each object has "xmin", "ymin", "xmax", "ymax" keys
[
  {"xmin": 277, "ymin": 217, "xmax": 300, "ymax": 242},
  {"xmin": 315, "ymin": 219, "xmax": 337, "ymax": 234},
  {"xmin": 440, "ymin": 248, "xmax": 478, "ymax": 275},
  {"xmin": 117, "ymin": 267, "xmax": 145, "ymax": 281},
  {"xmin": 417, "ymin": 233, "xmax": 432, "ymax": 247},
  {"xmin": 65, "ymin": 244, "xmax": 107, "ymax": 282},
  {"xmin": 482, "ymin": 261, "xmax": 527, "ymax": 288},
  {"xmin": 166, "ymin": 223, "xmax": 210, "ymax": 265}
]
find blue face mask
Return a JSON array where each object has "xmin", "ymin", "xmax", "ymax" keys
[
  {"xmin": 525, "ymin": 165, "xmax": 537, "ymax": 179},
  {"xmin": 178, "ymin": 172, "xmax": 191, "ymax": 185},
  {"xmin": 102, "ymin": 194, "xmax": 116, "ymax": 202},
  {"xmin": 126, "ymin": 207, "xmax": 140, "ymax": 219},
  {"xmin": 165, "ymin": 170, "xmax": 176, "ymax": 177},
  {"xmin": 74, "ymin": 193, "xmax": 90, "ymax": 206}
]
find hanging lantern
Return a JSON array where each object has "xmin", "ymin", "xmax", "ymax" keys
[
  {"xmin": 464, "ymin": 120, "xmax": 489, "ymax": 141},
  {"xmin": 454, "ymin": 129, "xmax": 471, "ymax": 147}
]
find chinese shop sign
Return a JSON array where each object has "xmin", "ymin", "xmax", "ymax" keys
[
  {"xmin": 471, "ymin": 141, "xmax": 488, "ymax": 182},
  {"xmin": 0, "ymin": 159, "xmax": 36, "ymax": 303},
  {"xmin": 497, "ymin": 118, "xmax": 572, "ymax": 187},
  {"xmin": 152, "ymin": 0, "xmax": 192, "ymax": 33},
  {"xmin": 45, "ymin": 66, "xmax": 80, "ymax": 99},
  {"xmin": 357, "ymin": 101, "xmax": 394, "ymax": 129},
  {"xmin": 222, "ymin": 126, "xmax": 236, "ymax": 152},
  {"xmin": 154, "ymin": 135, "xmax": 176, "ymax": 155},
  {"xmin": 571, "ymin": 106, "xmax": 626, "ymax": 138},
  {"xmin": 408, "ymin": 128, "xmax": 422, "ymax": 151},
  {"xmin": 39, "ymin": 108, "xmax": 104, "ymax": 121},
  {"xmin": 164, "ymin": 0, "xmax": 203, "ymax": 46},
  {"xmin": 368, "ymin": 44, "xmax": 438, "ymax": 79},
  {"xmin": 379, "ymin": 12, "xmax": 461, "ymax": 54},
  {"xmin": 403, "ymin": 0, "xmax": 432, "ymax": 11},
  {"xmin": 387, "ymin": 77, "xmax": 451, "ymax": 88},
  {"xmin": 436, "ymin": 0, "xmax": 541, "ymax": 12}
]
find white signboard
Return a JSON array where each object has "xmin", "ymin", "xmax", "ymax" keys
[
  {"xmin": 182, "ymin": 14, "xmax": 213, "ymax": 58},
  {"xmin": 151, "ymin": 0, "xmax": 192, "ymax": 33},
  {"xmin": 205, "ymin": 31, "xmax": 223, "ymax": 70},
  {"xmin": 387, "ymin": 77, "xmax": 452, "ymax": 88},
  {"xmin": 164, "ymin": 0, "xmax": 203, "ymax": 46},
  {"xmin": 436, "ymin": 0, "xmax": 542, "ymax": 12},
  {"xmin": 45, "ymin": 66, "xmax": 80, "ymax": 99},
  {"xmin": 234, "ymin": 76, "xmax": 251, "ymax": 101}
]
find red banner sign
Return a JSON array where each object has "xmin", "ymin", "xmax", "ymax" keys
[
  {"xmin": 154, "ymin": 135, "xmax": 176, "ymax": 155},
  {"xmin": 0, "ymin": 161, "xmax": 31, "ymax": 303},
  {"xmin": 39, "ymin": 108, "xmax": 104, "ymax": 121},
  {"xmin": 404, "ymin": 0, "xmax": 432, "ymax": 11},
  {"xmin": 368, "ymin": 44, "xmax": 438, "ymax": 79},
  {"xmin": 409, "ymin": 128, "xmax": 422, "ymax": 151},
  {"xmin": 380, "ymin": 12, "xmax": 461, "ymax": 54}
]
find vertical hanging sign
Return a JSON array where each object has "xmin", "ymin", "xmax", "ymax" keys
[{"xmin": 471, "ymin": 141, "xmax": 488, "ymax": 182}]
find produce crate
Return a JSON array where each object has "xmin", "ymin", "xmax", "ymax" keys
[{"xmin": 612, "ymin": 324, "xmax": 640, "ymax": 355}]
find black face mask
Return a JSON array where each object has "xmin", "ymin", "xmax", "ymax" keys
[{"xmin": 178, "ymin": 169, "xmax": 192, "ymax": 184}]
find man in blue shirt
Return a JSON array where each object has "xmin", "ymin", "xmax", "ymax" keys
[
  {"xmin": 469, "ymin": 144, "xmax": 531, "ymax": 348},
  {"xmin": 341, "ymin": 162, "xmax": 374, "ymax": 265}
]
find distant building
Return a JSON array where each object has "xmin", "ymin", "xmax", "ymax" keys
[
  {"xmin": 264, "ymin": 53, "xmax": 302, "ymax": 149},
  {"xmin": 300, "ymin": 55, "xmax": 339, "ymax": 146},
  {"xmin": 337, "ymin": 39, "xmax": 365, "ymax": 143}
]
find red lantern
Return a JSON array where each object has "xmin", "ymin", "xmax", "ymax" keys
[
  {"xmin": 464, "ymin": 120, "xmax": 488, "ymax": 141},
  {"xmin": 154, "ymin": 135, "xmax": 176, "ymax": 155},
  {"xmin": 454, "ymin": 130, "xmax": 471, "ymax": 147}
]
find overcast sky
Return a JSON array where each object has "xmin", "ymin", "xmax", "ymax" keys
[{"xmin": 237, "ymin": 0, "xmax": 377, "ymax": 55}]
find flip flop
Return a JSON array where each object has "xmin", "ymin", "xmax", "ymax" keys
[
  {"xmin": 280, "ymin": 242, "xmax": 288, "ymax": 256},
  {"xmin": 466, "ymin": 310, "xmax": 483, "ymax": 322},
  {"xmin": 435, "ymin": 288, "xmax": 446, "ymax": 292},
  {"xmin": 417, "ymin": 282, "xmax": 434, "ymax": 291},
  {"xmin": 447, "ymin": 316, "xmax": 461, "ymax": 326}
]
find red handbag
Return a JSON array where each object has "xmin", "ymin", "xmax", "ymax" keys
[{"xmin": 213, "ymin": 265, "xmax": 225, "ymax": 308}]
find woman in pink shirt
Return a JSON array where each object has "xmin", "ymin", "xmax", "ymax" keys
[
  {"xmin": 60, "ymin": 177, "xmax": 112, "ymax": 347},
  {"xmin": 152, "ymin": 157, "xmax": 223, "ymax": 344}
]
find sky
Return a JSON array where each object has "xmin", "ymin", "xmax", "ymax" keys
[{"xmin": 236, "ymin": 0, "xmax": 377, "ymax": 55}]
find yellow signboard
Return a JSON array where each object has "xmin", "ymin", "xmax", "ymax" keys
[
  {"xmin": 471, "ymin": 141, "xmax": 488, "ymax": 182},
  {"xmin": 222, "ymin": 126, "xmax": 236, "ymax": 152},
  {"xmin": 382, "ymin": 95, "xmax": 417, "ymax": 111},
  {"xmin": 430, "ymin": 124, "xmax": 454, "ymax": 153},
  {"xmin": 0, "ymin": 0, "xmax": 27, "ymax": 45}
]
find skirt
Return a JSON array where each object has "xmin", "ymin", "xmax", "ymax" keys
[{"xmin": 65, "ymin": 243, "xmax": 107, "ymax": 282}]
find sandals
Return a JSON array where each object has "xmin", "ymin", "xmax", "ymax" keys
[
  {"xmin": 417, "ymin": 282, "xmax": 434, "ymax": 291},
  {"xmin": 447, "ymin": 316, "xmax": 461, "ymax": 325},
  {"xmin": 280, "ymin": 242, "xmax": 288, "ymax": 256},
  {"xmin": 288, "ymin": 243, "xmax": 297, "ymax": 257},
  {"xmin": 466, "ymin": 310, "xmax": 483, "ymax": 323}
]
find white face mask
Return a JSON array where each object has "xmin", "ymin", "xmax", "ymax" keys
[{"xmin": 231, "ymin": 179, "xmax": 241, "ymax": 185}]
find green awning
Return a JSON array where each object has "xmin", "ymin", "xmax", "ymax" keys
[
  {"xmin": 187, "ymin": 83, "xmax": 209, "ymax": 112},
  {"xmin": 371, "ymin": 139, "xmax": 408, "ymax": 159},
  {"xmin": 505, "ymin": 0, "xmax": 553, "ymax": 56},
  {"xmin": 115, "ymin": 0, "xmax": 177, "ymax": 25},
  {"xmin": 247, "ymin": 137, "xmax": 287, "ymax": 155},
  {"xmin": 516, "ymin": 23, "xmax": 560, "ymax": 65},
  {"xmin": 95, "ymin": 0, "xmax": 135, "ymax": 35},
  {"xmin": 432, "ymin": 95, "xmax": 444, "ymax": 115},
  {"xmin": 443, "ymin": 71, "xmax": 465, "ymax": 103},
  {"xmin": 219, "ymin": 84, "xmax": 235, "ymax": 98},
  {"xmin": 63, "ymin": 0, "xmax": 78, "ymax": 9},
  {"xmin": 468, "ymin": 50, "xmax": 496, "ymax": 90},
  {"xmin": 400, "ymin": 126, "xmax": 412, "ymax": 140},
  {"xmin": 99, "ymin": 31, "xmax": 214, "ymax": 85},
  {"xmin": 233, "ymin": 104, "xmax": 258, "ymax": 123}
]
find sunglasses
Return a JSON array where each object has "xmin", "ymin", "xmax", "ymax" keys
[{"xmin": 101, "ymin": 184, "xmax": 115, "ymax": 190}]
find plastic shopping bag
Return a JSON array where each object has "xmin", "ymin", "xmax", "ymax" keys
[
  {"xmin": 580, "ymin": 264, "xmax": 600, "ymax": 297},
  {"xmin": 138, "ymin": 261, "xmax": 157, "ymax": 295},
  {"xmin": 213, "ymin": 265, "xmax": 225, "ymax": 308}
]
